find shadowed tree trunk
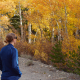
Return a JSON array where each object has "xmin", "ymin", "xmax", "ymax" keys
[
  {"xmin": 51, "ymin": 28, "xmax": 54, "ymax": 44},
  {"xmin": 39, "ymin": 25, "xmax": 43, "ymax": 38},
  {"xmin": 75, "ymin": 27, "xmax": 79, "ymax": 39},
  {"xmin": 24, "ymin": 24, "xmax": 27, "ymax": 41},
  {"xmin": 34, "ymin": 31, "xmax": 37, "ymax": 43}
]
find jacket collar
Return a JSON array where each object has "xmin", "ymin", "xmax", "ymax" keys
[{"xmin": 8, "ymin": 43, "xmax": 14, "ymax": 47}]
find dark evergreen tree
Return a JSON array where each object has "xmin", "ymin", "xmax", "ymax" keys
[
  {"xmin": 10, "ymin": 15, "xmax": 21, "ymax": 35},
  {"xmin": 50, "ymin": 41, "xmax": 65, "ymax": 63}
]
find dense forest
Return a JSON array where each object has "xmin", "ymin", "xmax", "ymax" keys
[{"xmin": 0, "ymin": 0, "xmax": 80, "ymax": 75}]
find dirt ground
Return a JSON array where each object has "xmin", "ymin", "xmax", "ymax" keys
[{"xmin": 0, "ymin": 57, "xmax": 80, "ymax": 80}]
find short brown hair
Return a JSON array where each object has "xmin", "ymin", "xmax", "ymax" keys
[{"xmin": 4, "ymin": 33, "xmax": 17, "ymax": 43}]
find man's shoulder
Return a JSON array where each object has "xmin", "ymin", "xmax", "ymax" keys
[
  {"xmin": 11, "ymin": 47, "xmax": 18, "ymax": 53},
  {"xmin": 1, "ymin": 44, "xmax": 16, "ymax": 51},
  {"xmin": 1, "ymin": 45, "xmax": 7, "ymax": 50}
]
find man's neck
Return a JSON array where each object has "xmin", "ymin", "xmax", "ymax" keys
[{"xmin": 10, "ymin": 42, "xmax": 14, "ymax": 46}]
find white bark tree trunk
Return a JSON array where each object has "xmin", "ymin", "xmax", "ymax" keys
[
  {"xmin": 55, "ymin": 20, "xmax": 61, "ymax": 41},
  {"xmin": 19, "ymin": 2, "xmax": 23, "ymax": 40},
  {"xmin": 28, "ymin": 23, "xmax": 31, "ymax": 44},
  {"xmin": 76, "ymin": 27, "xmax": 78, "ymax": 38},
  {"xmin": 64, "ymin": 6, "xmax": 68, "ymax": 35}
]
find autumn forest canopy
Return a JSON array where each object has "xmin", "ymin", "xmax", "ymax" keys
[{"xmin": 0, "ymin": 0, "xmax": 80, "ymax": 75}]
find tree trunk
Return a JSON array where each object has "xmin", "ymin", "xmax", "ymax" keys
[
  {"xmin": 19, "ymin": 2, "xmax": 23, "ymax": 41},
  {"xmin": 51, "ymin": 28, "xmax": 54, "ymax": 44},
  {"xmin": 39, "ymin": 26, "xmax": 43, "ymax": 38},
  {"xmin": 24, "ymin": 24, "xmax": 26, "ymax": 41},
  {"xmin": 55, "ymin": 20, "xmax": 61, "ymax": 41},
  {"xmin": 64, "ymin": 6, "xmax": 68, "ymax": 35},
  {"xmin": 76, "ymin": 27, "xmax": 78, "ymax": 38},
  {"xmin": 34, "ymin": 31, "xmax": 37, "ymax": 43},
  {"xmin": 28, "ymin": 23, "xmax": 31, "ymax": 44}
]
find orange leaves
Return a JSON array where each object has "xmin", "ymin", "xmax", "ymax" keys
[
  {"xmin": 62, "ymin": 35, "xmax": 80, "ymax": 57},
  {"xmin": 28, "ymin": 0, "xmax": 53, "ymax": 15},
  {"xmin": 0, "ymin": 0, "xmax": 16, "ymax": 15},
  {"xmin": 34, "ymin": 49, "xmax": 48, "ymax": 62}
]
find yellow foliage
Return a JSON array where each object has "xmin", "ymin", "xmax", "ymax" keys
[
  {"xmin": 32, "ymin": 23, "xmax": 38, "ymax": 31},
  {"xmin": 34, "ymin": 49, "xmax": 48, "ymax": 62},
  {"xmin": 31, "ymin": 34, "xmax": 36, "ymax": 39},
  {"xmin": 0, "ymin": 15, "xmax": 9, "ymax": 27},
  {"xmin": 41, "ymin": 52, "xmax": 48, "ymax": 62},
  {"xmin": 0, "ymin": 0, "xmax": 16, "ymax": 15},
  {"xmin": 34, "ymin": 49, "xmax": 41, "ymax": 59},
  {"xmin": 62, "ymin": 35, "xmax": 80, "ymax": 59}
]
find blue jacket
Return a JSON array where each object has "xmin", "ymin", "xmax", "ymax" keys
[{"xmin": 0, "ymin": 43, "xmax": 22, "ymax": 80}]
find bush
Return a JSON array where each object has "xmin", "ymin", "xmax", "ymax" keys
[
  {"xmin": 0, "ymin": 40, "xmax": 4, "ymax": 50},
  {"xmin": 33, "ymin": 40, "xmax": 53, "ymax": 64},
  {"xmin": 15, "ymin": 41, "xmax": 35, "ymax": 56},
  {"xmin": 26, "ymin": 60, "xmax": 34, "ymax": 66},
  {"xmin": 15, "ymin": 39, "xmax": 53, "ymax": 64}
]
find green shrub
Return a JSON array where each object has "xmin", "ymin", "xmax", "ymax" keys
[
  {"xmin": 66, "ymin": 46, "xmax": 80, "ymax": 75},
  {"xmin": 49, "ymin": 41, "xmax": 66, "ymax": 64}
]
